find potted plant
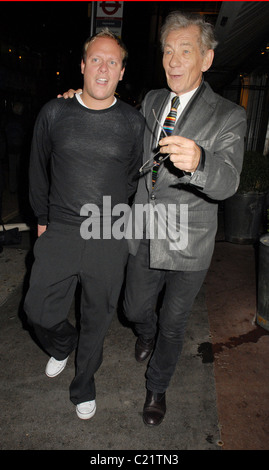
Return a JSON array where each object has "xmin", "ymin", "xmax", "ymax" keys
[{"xmin": 224, "ymin": 151, "xmax": 269, "ymax": 244}]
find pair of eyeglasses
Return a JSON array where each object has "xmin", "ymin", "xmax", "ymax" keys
[{"xmin": 139, "ymin": 110, "xmax": 171, "ymax": 173}]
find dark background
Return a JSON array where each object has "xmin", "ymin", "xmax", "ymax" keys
[{"xmin": 0, "ymin": 1, "xmax": 269, "ymax": 109}]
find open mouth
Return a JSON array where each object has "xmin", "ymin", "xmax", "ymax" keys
[
  {"xmin": 169, "ymin": 74, "xmax": 182, "ymax": 79},
  {"xmin": 96, "ymin": 78, "xmax": 108, "ymax": 85}
]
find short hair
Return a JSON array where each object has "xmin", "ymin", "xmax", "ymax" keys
[
  {"xmin": 82, "ymin": 28, "xmax": 128, "ymax": 69},
  {"xmin": 160, "ymin": 11, "xmax": 218, "ymax": 55}
]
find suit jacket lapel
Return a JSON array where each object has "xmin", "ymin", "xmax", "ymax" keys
[
  {"xmin": 144, "ymin": 90, "xmax": 170, "ymax": 191},
  {"xmin": 173, "ymin": 80, "xmax": 206, "ymax": 135}
]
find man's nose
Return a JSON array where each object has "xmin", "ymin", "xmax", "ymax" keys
[
  {"xmin": 169, "ymin": 53, "xmax": 181, "ymax": 67},
  {"xmin": 99, "ymin": 61, "xmax": 108, "ymax": 72}
]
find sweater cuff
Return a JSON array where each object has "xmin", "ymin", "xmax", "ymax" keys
[{"xmin": 37, "ymin": 216, "xmax": 48, "ymax": 226}]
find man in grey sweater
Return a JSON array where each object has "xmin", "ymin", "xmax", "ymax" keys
[{"xmin": 24, "ymin": 29, "xmax": 145, "ymax": 420}]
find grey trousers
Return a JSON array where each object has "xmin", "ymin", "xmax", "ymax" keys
[{"xmin": 124, "ymin": 237, "xmax": 208, "ymax": 393}]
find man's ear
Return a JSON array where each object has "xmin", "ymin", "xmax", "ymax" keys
[
  {"xmin": 201, "ymin": 49, "xmax": 214, "ymax": 73},
  {"xmin": 119, "ymin": 67, "xmax": 125, "ymax": 82},
  {"xmin": 81, "ymin": 59, "xmax": 85, "ymax": 75}
]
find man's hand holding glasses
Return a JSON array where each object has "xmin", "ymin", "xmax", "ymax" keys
[{"xmin": 139, "ymin": 109, "xmax": 201, "ymax": 174}]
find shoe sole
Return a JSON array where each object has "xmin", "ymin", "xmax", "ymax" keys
[{"xmin": 76, "ymin": 404, "xmax": 96, "ymax": 420}]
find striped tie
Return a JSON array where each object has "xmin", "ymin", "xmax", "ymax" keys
[{"xmin": 152, "ymin": 96, "xmax": 180, "ymax": 189}]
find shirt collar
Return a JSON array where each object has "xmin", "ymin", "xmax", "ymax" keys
[
  {"xmin": 170, "ymin": 87, "xmax": 198, "ymax": 111},
  {"xmin": 76, "ymin": 93, "xmax": 117, "ymax": 109}
]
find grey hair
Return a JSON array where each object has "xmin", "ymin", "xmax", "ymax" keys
[{"xmin": 160, "ymin": 11, "xmax": 218, "ymax": 54}]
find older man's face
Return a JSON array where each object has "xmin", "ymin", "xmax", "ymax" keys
[{"xmin": 162, "ymin": 25, "xmax": 213, "ymax": 96}]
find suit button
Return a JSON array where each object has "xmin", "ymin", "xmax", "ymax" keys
[{"xmin": 151, "ymin": 194, "xmax": 156, "ymax": 200}]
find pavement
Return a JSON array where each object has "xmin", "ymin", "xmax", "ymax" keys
[{"xmin": 0, "ymin": 187, "xmax": 268, "ymax": 456}]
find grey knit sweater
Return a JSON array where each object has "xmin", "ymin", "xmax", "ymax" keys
[{"xmin": 29, "ymin": 97, "xmax": 145, "ymax": 226}]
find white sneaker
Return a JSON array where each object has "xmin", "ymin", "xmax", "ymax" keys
[
  {"xmin": 76, "ymin": 400, "xmax": 96, "ymax": 420},
  {"xmin": 45, "ymin": 356, "xmax": 68, "ymax": 378}
]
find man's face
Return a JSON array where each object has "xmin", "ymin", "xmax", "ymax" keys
[
  {"xmin": 81, "ymin": 37, "xmax": 125, "ymax": 109},
  {"xmin": 162, "ymin": 25, "xmax": 214, "ymax": 96}
]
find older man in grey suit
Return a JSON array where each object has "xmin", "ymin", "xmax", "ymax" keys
[{"xmin": 123, "ymin": 11, "xmax": 247, "ymax": 426}]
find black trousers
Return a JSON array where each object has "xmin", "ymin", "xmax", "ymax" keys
[
  {"xmin": 124, "ymin": 238, "xmax": 207, "ymax": 393},
  {"xmin": 24, "ymin": 222, "xmax": 128, "ymax": 405}
]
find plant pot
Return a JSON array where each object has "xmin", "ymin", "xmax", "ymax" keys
[
  {"xmin": 224, "ymin": 192, "xmax": 266, "ymax": 244},
  {"xmin": 257, "ymin": 234, "xmax": 269, "ymax": 331}
]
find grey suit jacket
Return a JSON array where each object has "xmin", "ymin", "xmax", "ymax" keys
[{"xmin": 128, "ymin": 80, "xmax": 247, "ymax": 271}]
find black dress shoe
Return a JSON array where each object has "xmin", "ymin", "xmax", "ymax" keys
[
  {"xmin": 135, "ymin": 336, "xmax": 155, "ymax": 363},
  {"xmin": 143, "ymin": 390, "xmax": 166, "ymax": 426}
]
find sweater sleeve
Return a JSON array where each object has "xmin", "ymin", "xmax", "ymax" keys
[{"xmin": 29, "ymin": 102, "xmax": 54, "ymax": 225}]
